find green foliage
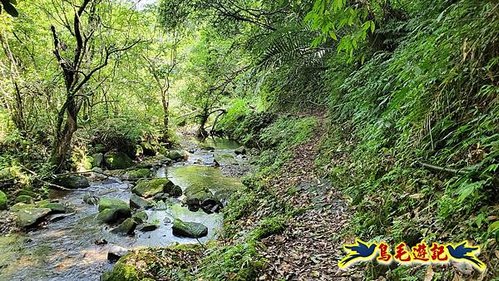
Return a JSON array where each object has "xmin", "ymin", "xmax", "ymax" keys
[
  {"xmin": 158, "ymin": 0, "xmax": 193, "ymax": 32},
  {"xmin": 305, "ymin": 0, "xmax": 376, "ymax": 57},
  {"xmin": 315, "ymin": 0, "xmax": 499, "ymax": 278},
  {"xmin": 250, "ymin": 214, "xmax": 288, "ymax": 240},
  {"xmin": 197, "ymin": 241, "xmax": 265, "ymax": 281}
]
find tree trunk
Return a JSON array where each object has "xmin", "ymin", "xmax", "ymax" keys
[
  {"xmin": 161, "ymin": 88, "xmax": 169, "ymax": 142},
  {"xmin": 50, "ymin": 99, "xmax": 78, "ymax": 171},
  {"xmin": 197, "ymin": 106, "xmax": 209, "ymax": 139}
]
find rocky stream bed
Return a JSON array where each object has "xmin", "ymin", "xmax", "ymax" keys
[{"xmin": 0, "ymin": 138, "xmax": 250, "ymax": 281}]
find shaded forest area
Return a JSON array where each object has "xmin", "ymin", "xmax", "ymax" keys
[{"xmin": 0, "ymin": 0, "xmax": 498, "ymax": 280}]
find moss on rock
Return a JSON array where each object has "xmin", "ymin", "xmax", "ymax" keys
[
  {"xmin": 14, "ymin": 207, "xmax": 51, "ymax": 228},
  {"xmin": 97, "ymin": 198, "xmax": 131, "ymax": 224},
  {"xmin": 172, "ymin": 218, "xmax": 208, "ymax": 238},
  {"xmin": 132, "ymin": 178, "xmax": 174, "ymax": 198},
  {"xmin": 15, "ymin": 195, "xmax": 34, "ymax": 204},
  {"xmin": 104, "ymin": 151, "xmax": 134, "ymax": 170},
  {"xmin": 125, "ymin": 168, "xmax": 151, "ymax": 181},
  {"xmin": 53, "ymin": 175, "xmax": 90, "ymax": 189},
  {"xmin": 101, "ymin": 260, "xmax": 140, "ymax": 281}
]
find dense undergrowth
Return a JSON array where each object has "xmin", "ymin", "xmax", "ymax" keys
[{"xmin": 201, "ymin": 0, "xmax": 499, "ymax": 280}]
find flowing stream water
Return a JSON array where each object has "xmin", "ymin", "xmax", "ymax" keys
[{"xmin": 0, "ymin": 138, "xmax": 247, "ymax": 281}]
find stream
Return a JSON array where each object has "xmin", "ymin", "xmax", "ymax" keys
[{"xmin": 0, "ymin": 138, "xmax": 248, "ymax": 281}]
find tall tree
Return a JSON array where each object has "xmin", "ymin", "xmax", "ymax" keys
[{"xmin": 49, "ymin": 0, "xmax": 138, "ymax": 171}]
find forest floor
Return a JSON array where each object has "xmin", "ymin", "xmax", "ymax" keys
[{"xmin": 256, "ymin": 116, "xmax": 359, "ymax": 280}]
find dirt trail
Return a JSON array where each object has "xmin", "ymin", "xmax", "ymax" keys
[{"xmin": 257, "ymin": 118, "xmax": 358, "ymax": 280}]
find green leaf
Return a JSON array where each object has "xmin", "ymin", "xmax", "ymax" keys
[{"xmin": 488, "ymin": 221, "xmax": 499, "ymax": 233}]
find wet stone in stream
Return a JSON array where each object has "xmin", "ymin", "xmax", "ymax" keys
[{"xmin": 0, "ymin": 138, "xmax": 249, "ymax": 281}]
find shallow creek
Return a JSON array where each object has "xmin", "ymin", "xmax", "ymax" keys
[{"xmin": 0, "ymin": 138, "xmax": 247, "ymax": 281}]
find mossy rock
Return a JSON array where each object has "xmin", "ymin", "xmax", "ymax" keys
[
  {"xmin": 37, "ymin": 200, "xmax": 66, "ymax": 214},
  {"xmin": 15, "ymin": 195, "xmax": 34, "ymax": 204},
  {"xmin": 99, "ymin": 198, "xmax": 129, "ymax": 212},
  {"xmin": 168, "ymin": 150, "xmax": 185, "ymax": 161},
  {"xmin": 0, "ymin": 191, "xmax": 8, "ymax": 210},
  {"xmin": 132, "ymin": 178, "xmax": 175, "ymax": 198},
  {"xmin": 129, "ymin": 194, "xmax": 153, "ymax": 210},
  {"xmin": 101, "ymin": 259, "xmax": 141, "ymax": 281},
  {"xmin": 53, "ymin": 175, "xmax": 90, "ymax": 189},
  {"xmin": 10, "ymin": 202, "xmax": 34, "ymax": 212},
  {"xmin": 104, "ymin": 151, "xmax": 134, "ymax": 170},
  {"xmin": 164, "ymin": 183, "xmax": 182, "ymax": 198},
  {"xmin": 125, "ymin": 168, "xmax": 151, "ymax": 181},
  {"xmin": 183, "ymin": 186, "xmax": 214, "ymax": 210},
  {"xmin": 111, "ymin": 218, "xmax": 138, "ymax": 236},
  {"xmin": 132, "ymin": 211, "xmax": 148, "ymax": 224},
  {"xmin": 97, "ymin": 198, "xmax": 131, "ymax": 224},
  {"xmin": 101, "ymin": 245, "xmax": 202, "ymax": 281},
  {"xmin": 172, "ymin": 218, "xmax": 208, "ymax": 238},
  {"xmin": 17, "ymin": 189, "xmax": 38, "ymax": 198},
  {"xmin": 14, "ymin": 207, "xmax": 52, "ymax": 228},
  {"xmin": 97, "ymin": 208, "xmax": 131, "ymax": 224},
  {"xmin": 139, "ymin": 223, "xmax": 158, "ymax": 232}
]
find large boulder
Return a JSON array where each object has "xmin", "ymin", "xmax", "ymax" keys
[
  {"xmin": 14, "ymin": 207, "xmax": 52, "ymax": 228},
  {"xmin": 124, "ymin": 169, "xmax": 151, "ymax": 181},
  {"xmin": 172, "ymin": 218, "xmax": 208, "ymax": 238},
  {"xmin": 97, "ymin": 208, "xmax": 131, "ymax": 224},
  {"xmin": 104, "ymin": 152, "xmax": 134, "ymax": 170},
  {"xmin": 168, "ymin": 150, "xmax": 185, "ymax": 161},
  {"xmin": 132, "ymin": 211, "xmax": 148, "ymax": 224},
  {"xmin": 10, "ymin": 202, "xmax": 32, "ymax": 212},
  {"xmin": 111, "ymin": 218, "xmax": 138, "ymax": 236},
  {"xmin": 132, "ymin": 178, "xmax": 176, "ymax": 198},
  {"xmin": 53, "ymin": 175, "xmax": 90, "ymax": 189},
  {"xmin": 0, "ymin": 191, "xmax": 7, "ymax": 210},
  {"xmin": 129, "ymin": 194, "xmax": 153, "ymax": 210},
  {"xmin": 97, "ymin": 198, "xmax": 131, "ymax": 224},
  {"xmin": 99, "ymin": 198, "xmax": 129, "ymax": 212},
  {"xmin": 183, "ymin": 186, "xmax": 216, "ymax": 212},
  {"xmin": 139, "ymin": 223, "xmax": 158, "ymax": 232},
  {"xmin": 200, "ymin": 198, "xmax": 222, "ymax": 214}
]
